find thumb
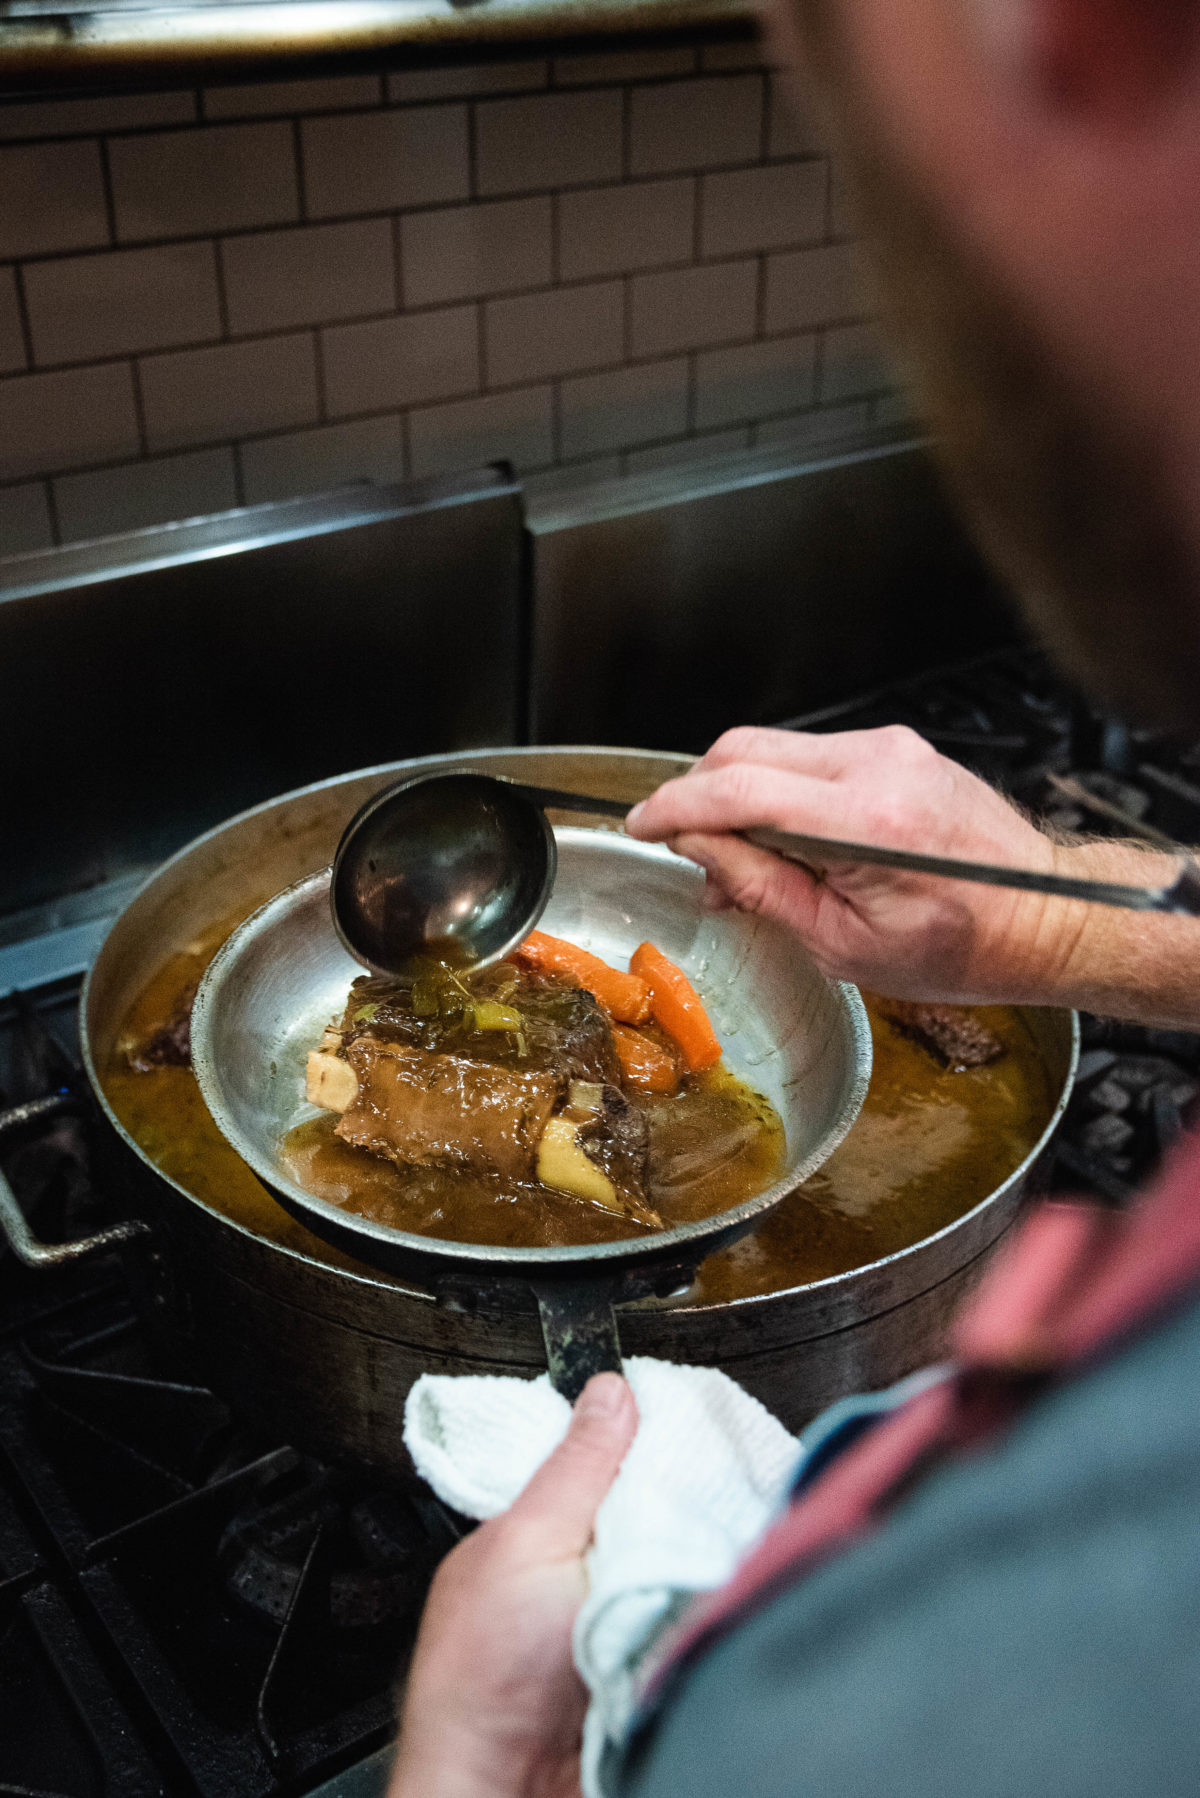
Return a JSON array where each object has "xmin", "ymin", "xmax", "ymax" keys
[{"xmin": 505, "ymin": 1374, "xmax": 638, "ymax": 1560}]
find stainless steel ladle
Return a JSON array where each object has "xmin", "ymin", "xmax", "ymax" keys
[{"xmin": 331, "ymin": 772, "xmax": 1200, "ymax": 977}]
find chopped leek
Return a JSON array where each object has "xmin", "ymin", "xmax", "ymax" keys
[{"xmin": 470, "ymin": 1001, "xmax": 524, "ymax": 1032}]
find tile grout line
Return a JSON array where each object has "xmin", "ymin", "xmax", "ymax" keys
[
  {"xmin": 292, "ymin": 116, "xmax": 308, "ymax": 222},
  {"xmin": 212, "ymin": 237, "xmax": 231, "ymax": 338},
  {"xmin": 96, "ymin": 135, "xmax": 118, "ymax": 247},
  {"xmin": 312, "ymin": 327, "xmax": 328, "ymax": 425},
  {"xmin": 41, "ymin": 475, "xmax": 62, "ymax": 547},
  {"xmin": 128, "ymin": 355, "xmax": 149, "ymax": 458},
  {"xmin": 467, "ymin": 97, "xmax": 479, "ymax": 204},
  {"xmin": 230, "ymin": 438, "xmax": 246, "ymax": 506},
  {"xmin": 477, "ymin": 299, "xmax": 488, "ymax": 395},
  {"xmin": 391, "ymin": 212, "xmax": 405, "ymax": 310},
  {"xmin": 11, "ymin": 264, "xmax": 35, "ymax": 371}
]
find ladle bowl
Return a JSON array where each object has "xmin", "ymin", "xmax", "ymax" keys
[{"xmin": 331, "ymin": 771, "xmax": 558, "ymax": 975}]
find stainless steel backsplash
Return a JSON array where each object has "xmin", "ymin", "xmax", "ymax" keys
[{"xmin": 0, "ymin": 431, "xmax": 1016, "ymax": 935}]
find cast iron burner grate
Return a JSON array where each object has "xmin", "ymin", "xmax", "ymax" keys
[{"xmin": 0, "ymin": 990, "xmax": 461, "ymax": 1798}]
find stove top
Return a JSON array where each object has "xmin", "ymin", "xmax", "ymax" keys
[
  {"xmin": 0, "ymin": 987, "xmax": 462, "ymax": 1798},
  {"xmin": 4, "ymin": 644, "xmax": 1200, "ymax": 1794}
]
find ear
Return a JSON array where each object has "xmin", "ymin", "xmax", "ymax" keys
[{"xmin": 1026, "ymin": 0, "xmax": 1198, "ymax": 118}]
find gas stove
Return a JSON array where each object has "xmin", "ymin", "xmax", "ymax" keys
[
  {"xmin": 3, "ymin": 643, "xmax": 1200, "ymax": 1794},
  {"xmin": 0, "ymin": 986, "xmax": 461, "ymax": 1798}
]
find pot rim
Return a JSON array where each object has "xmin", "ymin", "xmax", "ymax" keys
[{"xmin": 81, "ymin": 748, "xmax": 1080, "ymax": 1318}]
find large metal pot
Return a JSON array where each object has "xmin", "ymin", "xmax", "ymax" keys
[{"xmin": 79, "ymin": 747, "xmax": 1078, "ymax": 1469}]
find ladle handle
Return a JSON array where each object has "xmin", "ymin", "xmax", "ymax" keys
[
  {"xmin": 512, "ymin": 784, "xmax": 632, "ymax": 820},
  {"xmin": 533, "ymin": 1279, "xmax": 623, "ymax": 1403},
  {"xmin": 512, "ymin": 783, "xmax": 1200, "ymax": 917}
]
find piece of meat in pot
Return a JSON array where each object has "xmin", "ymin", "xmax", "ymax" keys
[
  {"xmin": 577, "ymin": 1085, "xmax": 650, "ymax": 1199},
  {"xmin": 127, "ymin": 983, "xmax": 197, "ymax": 1070},
  {"xmin": 519, "ymin": 974, "xmax": 623, "ymax": 1085},
  {"xmin": 336, "ymin": 1036, "xmax": 561, "ymax": 1182},
  {"xmin": 338, "ymin": 964, "xmax": 622, "ymax": 1085},
  {"xmin": 879, "ymin": 999, "xmax": 1004, "ymax": 1069}
]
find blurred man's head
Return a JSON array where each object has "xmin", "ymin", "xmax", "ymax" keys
[{"xmin": 774, "ymin": 0, "xmax": 1200, "ymax": 728}]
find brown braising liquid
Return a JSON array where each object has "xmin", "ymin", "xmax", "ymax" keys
[{"xmin": 101, "ymin": 912, "xmax": 1057, "ymax": 1300}]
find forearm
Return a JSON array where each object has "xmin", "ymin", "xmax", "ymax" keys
[{"xmin": 1025, "ymin": 838, "xmax": 1200, "ymax": 1027}]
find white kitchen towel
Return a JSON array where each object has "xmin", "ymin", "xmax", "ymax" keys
[{"xmin": 404, "ymin": 1356, "xmax": 801, "ymax": 1798}]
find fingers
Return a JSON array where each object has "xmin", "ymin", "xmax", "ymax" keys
[
  {"xmin": 629, "ymin": 762, "xmax": 868, "ymax": 846},
  {"xmin": 698, "ymin": 722, "xmax": 935, "ymax": 781},
  {"xmin": 504, "ymin": 1374, "xmax": 638, "ymax": 1561},
  {"xmin": 625, "ymin": 725, "xmax": 947, "ymax": 847},
  {"xmin": 670, "ymin": 831, "xmax": 825, "ymax": 935}
]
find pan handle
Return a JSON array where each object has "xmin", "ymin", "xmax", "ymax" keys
[
  {"xmin": 0, "ymin": 1163, "xmax": 150, "ymax": 1268},
  {"xmin": 532, "ymin": 1279, "xmax": 623, "ymax": 1403}
]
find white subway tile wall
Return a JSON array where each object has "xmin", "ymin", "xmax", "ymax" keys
[
  {"xmin": 53, "ymin": 446, "xmax": 238, "ymax": 540},
  {"xmin": 0, "ymin": 140, "xmax": 109, "ymax": 259},
  {"xmin": 626, "ymin": 425, "xmax": 750, "ymax": 474},
  {"xmin": 240, "ymin": 413, "xmax": 405, "ymax": 504},
  {"xmin": 0, "ymin": 363, "xmax": 140, "ymax": 481},
  {"xmin": 558, "ymin": 176, "xmax": 693, "ymax": 281},
  {"xmin": 400, "ymin": 196, "xmax": 551, "ymax": 306},
  {"xmin": 408, "ymin": 385, "xmax": 554, "ymax": 478},
  {"xmin": 0, "ymin": 479, "xmax": 53, "ymax": 553},
  {"xmin": 25, "ymin": 241, "xmax": 222, "ymax": 363},
  {"xmin": 322, "ymin": 305, "xmax": 478, "ymax": 414},
  {"xmin": 560, "ymin": 358, "xmax": 689, "ymax": 459},
  {"xmin": 629, "ymin": 260, "xmax": 758, "ymax": 358},
  {"xmin": 485, "ymin": 280, "xmax": 624, "ymax": 385},
  {"xmin": 109, "ymin": 121, "xmax": 300, "ymax": 241},
  {"xmin": 0, "ymin": 36, "xmax": 901, "ymax": 555},
  {"xmin": 301, "ymin": 105, "xmax": 469, "ymax": 217},
  {"xmin": 475, "ymin": 89, "xmax": 623, "ymax": 196},
  {"xmin": 139, "ymin": 333, "xmax": 319, "ymax": 451},
  {"xmin": 220, "ymin": 219, "xmax": 396, "ymax": 335}
]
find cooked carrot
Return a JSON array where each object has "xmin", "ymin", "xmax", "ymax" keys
[
  {"xmin": 629, "ymin": 942, "xmax": 721, "ymax": 1072},
  {"xmin": 515, "ymin": 929, "xmax": 652, "ymax": 1025},
  {"xmin": 612, "ymin": 1024, "xmax": 681, "ymax": 1094}
]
